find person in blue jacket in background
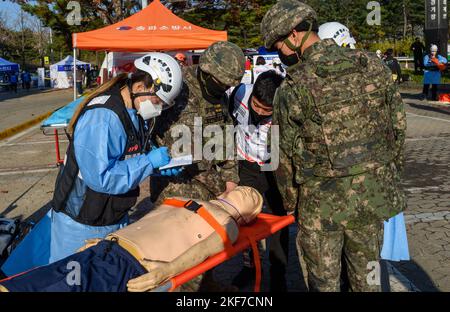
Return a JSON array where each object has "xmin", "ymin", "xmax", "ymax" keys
[
  {"xmin": 1, "ymin": 53, "xmax": 184, "ymax": 276},
  {"xmin": 9, "ymin": 72, "xmax": 18, "ymax": 93},
  {"xmin": 422, "ymin": 44, "xmax": 448, "ymax": 101}
]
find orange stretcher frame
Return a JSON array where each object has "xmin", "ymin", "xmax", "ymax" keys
[{"xmin": 151, "ymin": 213, "xmax": 295, "ymax": 292}]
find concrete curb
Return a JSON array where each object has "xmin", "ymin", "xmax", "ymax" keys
[
  {"xmin": 0, "ymin": 111, "xmax": 53, "ymax": 141},
  {"xmin": 406, "ymin": 100, "xmax": 450, "ymax": 113},
  {"xmin": 400, "ymin": 88, "xmax": 450, "ymax": 113},
  {"xmin": 422, "ymin": 101, "xmax": 450, "ymax": 112}
]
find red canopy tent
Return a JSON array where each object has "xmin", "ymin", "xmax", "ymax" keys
[{"xmin": 71, "ymin": 0, "xmax": 227, "ymax": 99}]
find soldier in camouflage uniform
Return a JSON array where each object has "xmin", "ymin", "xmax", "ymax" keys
[
  {"xmin": 261, "ymin": 0, "xmax": 407, "ymax": 292},
  {"xmin": 149, "ymin": 41, "xmax": 245, "ymax": 291}
]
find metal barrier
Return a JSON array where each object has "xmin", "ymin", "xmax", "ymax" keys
[{"xmin": 396, "ymin": 57, "xmax": 415, "ymax": 69}]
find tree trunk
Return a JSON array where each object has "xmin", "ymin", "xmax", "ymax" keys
[
  {"xmin": 403, "ymin": 0, "xmax": 407, "ymax": 39},
  {"xmin": 20, "ymin": 10, "xmax": 25, "ymax": 70},
  {"xmin": 114, "ymin": 0, "xmax": 124, "ymax": 22}
]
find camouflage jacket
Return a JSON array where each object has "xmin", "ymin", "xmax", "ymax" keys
[
  {"xmin": 150, "ymin": 65, "xmax": 239, "ymax": 196},
  {"xmin": 272, "ymin": 39, "xmax": 407, "ymax": 217}
]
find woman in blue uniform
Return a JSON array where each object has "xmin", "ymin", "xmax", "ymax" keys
[
  {"xmin": 1, "ymin": 53, "xmax": 183, "ymax": 276},
  {"xmin": 423, "ymin": 44, "xmax": 448, "ymax": 101}
]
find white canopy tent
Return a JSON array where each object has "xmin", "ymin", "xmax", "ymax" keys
[{"xmin": 50, "ymin": 56, "xmax": 90, "ymax": 89}]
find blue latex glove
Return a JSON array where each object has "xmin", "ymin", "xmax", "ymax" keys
[
  {"xmin": 159, "ymin": 166, "xmax": 184, "ymax": 177},
  {"xmin": 147, "ymin": 147, "xmax": 170, "ymax": 169}
]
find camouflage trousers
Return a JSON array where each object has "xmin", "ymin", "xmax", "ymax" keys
[
  {"xmin": 150, "ymin": 174, "xmax": 225, "ymax": 206},
  {"xmin": 294, "ymin": 168, "xmax": 401, "ymax": 292},
  {"xmin": 297, "ymin": 218, "xmax": 384, "ymax": 292}
]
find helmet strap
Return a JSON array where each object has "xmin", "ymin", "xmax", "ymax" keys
[
  {"xmin": 283, "ymin": 21, "xmax": 313, "ymax": 59},
  {"xmin": 198, "ymin": 70, "xmax": 213, "ymax": 98},
  {"xmin": 125, "ymin": 79, "xmax": 137, "ymax": 110}
]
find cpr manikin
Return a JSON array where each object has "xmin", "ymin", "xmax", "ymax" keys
[
  {"xmin": 119, "ymin": 186, "xmax": 262, "ymax": 291},
  {"xmin": 0, "ymin": 186, "xmax": 262, "ymax": 292}
]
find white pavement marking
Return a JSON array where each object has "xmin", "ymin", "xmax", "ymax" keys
[
  {"xmin": 406, "ymin": 112, "xmax": 450, "ymax": 123},
  {"xmin": 0, "ymin": 167, "xmax": 58, "ymax": 176},
  {"xmin": 3, "ymin": 140, "xmax": 69, "ymax": 146},
  {"xmin": 405, "ymin": 186, "xmax": 442, "ymax": 193},
  {"xmin": 404, "ymin": 211, "xmax": 450, "ymax": 224},
  {"xmin": 406, "ymin": 137, "xmax": 449, "ymax": 142}
]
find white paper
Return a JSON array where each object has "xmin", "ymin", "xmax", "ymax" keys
[{"xmin": 159, "ymin": 155, "xmax": 193, "ymax": 170}]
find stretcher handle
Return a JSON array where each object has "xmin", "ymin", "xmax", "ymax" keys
[{"xmin": 248, "ymin": 235, "xmax": 262, "ymax": 292}]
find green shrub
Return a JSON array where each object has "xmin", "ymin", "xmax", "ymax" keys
[
  {"xmin": 403, "ymin": 68, "xmax": 450, "ymax": 84},
  {"xmin": 362, "ymin": 38, "xmax": 416, "ymax": 57}
]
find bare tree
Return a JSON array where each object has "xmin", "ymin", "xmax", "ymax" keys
[
  {"xmin": 403, "ymin": 0, "xmax": 408, "ymax": 39},
  {"xmin": 29, "ymin": 18, "xmax": 51, "ymax": 67}
]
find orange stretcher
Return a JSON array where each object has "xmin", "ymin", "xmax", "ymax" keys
[{"xmin": 151, "ymin": 212, "xmax": 295, "ymax": 292}]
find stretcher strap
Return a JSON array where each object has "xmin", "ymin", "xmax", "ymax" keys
[
  {"xmin": 163, "ymin": 199, "xmax": 233, "ymax": 250},
  {"xmin": 197, "ymin": 207, "xmax": 233, "ymax": 251},
  {"xmin": 248, "ymin": 234, "xmax": 262, "ymax": 292}
]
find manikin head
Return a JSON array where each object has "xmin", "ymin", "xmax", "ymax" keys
[{"xmin": 211, "ymin": 186, "xmax": 263, "ymax": 225}]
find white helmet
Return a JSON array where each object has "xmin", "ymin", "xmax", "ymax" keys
[
  {"xmin": 134, "ymin": 52, "xmax": 182, "ymax": 108},
  {"xmin": 318, "ymin": 22, "xmax": 357, "ymax": 49},
  {"xmin": 431, "ymin": 44, "xmax": 438, "ymax": 52}
]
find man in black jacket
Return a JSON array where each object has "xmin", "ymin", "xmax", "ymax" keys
[{"xmin": 410, "ymin": 38, "xmax": 425, "ymax": 74}]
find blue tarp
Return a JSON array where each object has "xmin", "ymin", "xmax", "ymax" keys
[
  {"xmin": 0, "ymin": 57, "xmax": 19, "ymax": 73},
  {"xmin": 41, "ymin": 97, "xmax": 84, "ymax": 127},
  {"xmin": 1, "ymin": 211, "xmax": 51, "ymax": 276},
  {"xmin": 381, "ymin": 213, "xmax": 410, "ymax": 261},
  {"xmin": 1, "ymin": 209, "xmax": 128, "ymax": 277}
]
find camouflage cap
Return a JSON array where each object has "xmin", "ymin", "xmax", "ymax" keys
[
  {"xmin": 261, "ymin": 0, "xmax": 317, "ymax": 50},
  {"xmin": 199, "ymin": 41, "xmax": 245, "ymax": 86}
]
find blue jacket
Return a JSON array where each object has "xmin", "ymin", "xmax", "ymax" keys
[
  {"xmin": 423, "ymin": 54, "xmax": 447, "ymax": 85},
  {"xmin": 9, "ymin": 74, "xmax": 17, "ymax": 83},
  {"xmin": 65, "ymin": 107, "xmax": 154, "ymax": 216},
  {"xmin": 53, "ymin": 106, "xmax": 156, "ymax": 262}
]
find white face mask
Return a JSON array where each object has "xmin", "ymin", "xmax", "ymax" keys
[{"xmin": 137, "ymin": 99, "xmax": 162, "ymax": 120}]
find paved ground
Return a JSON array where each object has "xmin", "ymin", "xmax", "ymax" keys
[
  {"xmin": 390, "ymin": 89, "xmax": 450, "ymax": 292},
  {"xmin": 0, "ymin": 87, "xmax": 449, "ymax": 292},
  {"xmin": 0, "ymin": 88, "xmax": 73, "ymax": 133},
  {"xmin": 0, "ymin": 126, "xmax": 63, "ymax": 222}
]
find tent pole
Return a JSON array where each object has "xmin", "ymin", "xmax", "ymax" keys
[
  {"xmin": 73, "ymin": 48, "xmax": 77, "ymax": 100},
  {"xmin": 106, "ymin": 51, "xmax": 109, "ymax": 83}
]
